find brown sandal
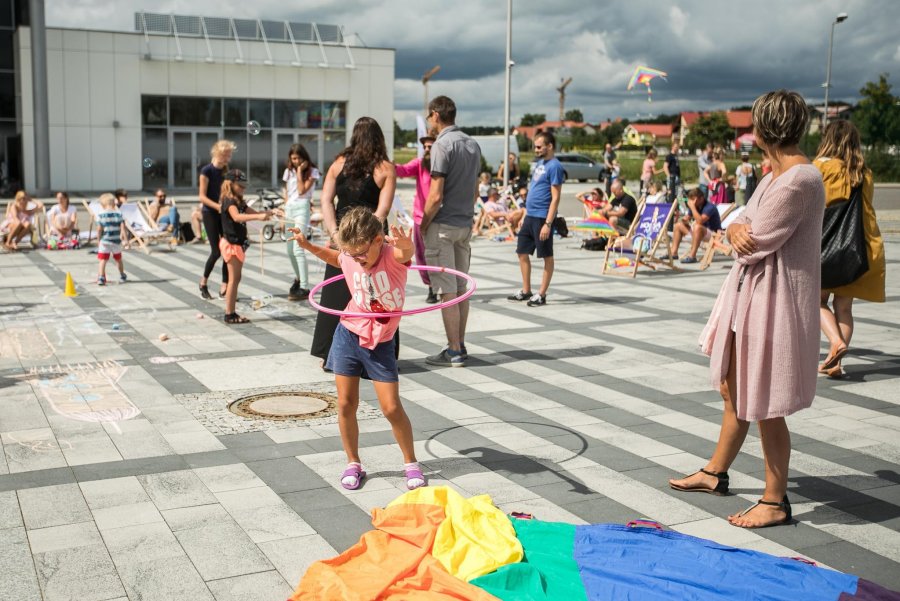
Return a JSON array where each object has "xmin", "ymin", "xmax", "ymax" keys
[
  {"xmin": 669, "ymin": 468, "xmax": 729, "ymax": 496},
  {"xmin": 224, "ymin": 313, "xmax": 250, "ymax": 324},
  {"xmin": 730, "ymin": 495, "xmax": 792, "ymax": 529}
]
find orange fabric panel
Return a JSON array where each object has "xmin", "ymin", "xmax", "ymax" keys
[{"xmin": 291, "ymin": 503, "xmax": 499, "ymax": 601}]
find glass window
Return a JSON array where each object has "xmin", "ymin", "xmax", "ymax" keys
[
  {"xmin": 0, "ymin": 0, "xmax": 12, "ymax": 28},
  {"xmin": 322, "ymin": 102, "xmax": 346, "ymax": 129},
  {"xmin": 274, "ymin": 100, "xmax": 323, "ymax": 129},
  {"xmin": 224, "ymin": 129, "xmax": 247, "ymax": 174},
  {"xmin": 248, "ymin": 99, "xmax": 271, "ymax": 128},
  {"xmin": 169, "ymin": 96, "xmax": 220, "ymax": 127},
  {"xmin": 0, "ymin": 31, "xmax": 13, "ymax": 69},
  {"xmin": 0, "ymin": 73, "xmax": 14, "ymax": 120},
  {"xmin": 224, "ymin": 98, "xmax": 245, "ymax": 127},
  {"xmin": 323, "ymin": 131, "xmax": 346, "ymax": 173},
  {"xmin": 141, "ymin": 128, "xmax": 168, "ymax": 191},
  {"xmin": 141, "ymin": 95, "xmax": 167, "ymax": 126},
  {"xmin": 248, "ymin": 129, "xmax": 271, "ymax": 188}
]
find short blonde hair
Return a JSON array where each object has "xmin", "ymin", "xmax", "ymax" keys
[
  {"xmin": 751, "ymin": 89, "xmax": 809, "ymax": 149},
  {"xmin": 99, "ymin": 193, "xmax": 116, "ymax": 209},
  {"xmin": 338, "ymin": 206, "xmax": 383, "ymax": 249},
  {"xmin": 211, "ymin": 139, "xmax": 236, "ymax": 160}
]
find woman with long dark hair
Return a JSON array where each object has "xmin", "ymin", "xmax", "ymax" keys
[
  {"xmin": 815, "ymin": 120, "xmax": 885, "ymax": 379},
  {"xmin": 198, "ymin": 139, "xmax": 235, "ymax": 300},
  {"xmin": 283, "ymin": 143, "xmax": 320, "ymax": 300},
  {"xmin": 310, "ymin": 117, "xmax": 397, "ymax": 364}
]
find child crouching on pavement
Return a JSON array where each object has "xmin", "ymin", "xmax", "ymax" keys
[{"xmin": 289, "ymin": 206, "xmax": 425, "ymax": 491}]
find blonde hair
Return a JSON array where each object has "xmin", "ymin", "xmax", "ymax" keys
[
  {"xmin": 219, "ymin": 180, "xmax": 244, "ymax": 203},
  {"xmin": 338, "ymin": 206, "xmax": 383, "ymax": 249},
  {"xmin": 99, "ymin": 193, "xmax": 116, "ymax": 209},
  {"xmin": 14, "ymin": 190, "xmax": 28, "ymax": 204},
  {"xmin": 751, "ymin": 89, "xmax": 809, "ymax": 149},
  {"xmin": 815, "ymin": 120, "xmax": 868, "ymax": 187},
  {"xmin": 210, "ymin": 139, "xmax": 236, "ymax": 160}
]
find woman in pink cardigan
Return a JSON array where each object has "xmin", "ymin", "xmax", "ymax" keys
[{"xmin": 668, "ymin": 90, "xmax": 825, "ymax": 529}]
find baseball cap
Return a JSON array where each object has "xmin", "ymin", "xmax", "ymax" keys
[{"xmin": 224, "ymin": 169, "xmax": 247, "ymax": 183}]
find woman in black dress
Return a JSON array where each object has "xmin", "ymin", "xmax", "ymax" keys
[
  {"xmin": 311, "ymin": 117, "xmax": 397, "ymax": 362},
  {"xmin": 198, "ymin": 139, "xmax": 235, "ymax": 299}
]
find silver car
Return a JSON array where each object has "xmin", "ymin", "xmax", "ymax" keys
[{"xmin": 531, "ymin": 153, "xmax": 606, "ymax": 183}]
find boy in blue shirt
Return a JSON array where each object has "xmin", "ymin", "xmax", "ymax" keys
[
  {"xmin": 96, "ymin": 193, "xmax": 127, "ymax": 285},
  {"xmin": 508, "ymin": 131, "xmax": 564, "ymax": 307}
]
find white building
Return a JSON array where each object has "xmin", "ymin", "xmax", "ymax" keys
[{"xmin": 12, "ymin": 12, "xmax": 395, "ymax": 192}]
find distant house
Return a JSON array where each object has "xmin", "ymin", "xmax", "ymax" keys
[
  {"xmin": 623, "ymin": 123, "xmax": 674, "ymax": 147},
  {"xmin": 808, "ymin": 104, "xmax": 853, "ymax": 134},
  {"xmin": 678, "ymin": 110, "xmax": 753, "ymax": 149},
  {"xmin": 515, "ymin": 120, "xmax": 597, "ymax": 140}
]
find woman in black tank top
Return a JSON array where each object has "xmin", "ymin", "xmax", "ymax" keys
[{"xmin": 311, "ymin": 117, "xmax": 397, "ymax": 361}]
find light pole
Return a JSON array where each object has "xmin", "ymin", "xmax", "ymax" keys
[
  {"xmin": 823, "ymin": 12, "xmax": 848, "ymax": 128},
  {"xmin": 422, "ymin": 65, "xmax": 440, "ymax": 115},
  {"xmin": 502, "ymin": 0, "xmax": 513, "ymax": 191}
]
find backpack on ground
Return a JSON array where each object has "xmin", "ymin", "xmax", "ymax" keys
[
  {"xmin": 180, "ymin": 222, "xmax": 195, "ymax": 242},
  {"xmin": 581, "ymin": 236, "xmax": 608, "ymax": 251}
]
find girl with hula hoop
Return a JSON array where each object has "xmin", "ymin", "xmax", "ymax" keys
[{"xmin": 289, "ymin": 206, "xmax": 425, "ymax": 491}]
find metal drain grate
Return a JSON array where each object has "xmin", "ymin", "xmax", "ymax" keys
[{"xmin": 228, "ymin": 391, "xmax": 338, "ymax": 421}]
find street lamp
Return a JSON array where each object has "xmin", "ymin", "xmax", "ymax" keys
[
  {"xmin": 823, "ymin": 12, "xmax": 848, "ymax": 128},
  {"xmin": 422, "ymin": 65, "xmax": 440, "ymax": 114}
]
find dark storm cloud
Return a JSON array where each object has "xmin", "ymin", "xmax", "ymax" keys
[{"xmin": 47, "ymin": 0, "xmax": 900, "ymax": 125}]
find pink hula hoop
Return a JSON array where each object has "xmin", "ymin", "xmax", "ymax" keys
[{"xmin": 308, "ymin": 265, "xmax": 477, "ymax": 319}]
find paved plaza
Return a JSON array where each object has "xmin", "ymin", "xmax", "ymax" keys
[{"xmin": 1, "ymin": 227, "xmax": 899, "ymax": 600}]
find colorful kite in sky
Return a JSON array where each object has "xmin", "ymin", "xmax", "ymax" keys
[{"xmin": 627, "ymin": 65, "xmax": 668, "ymax": 102}]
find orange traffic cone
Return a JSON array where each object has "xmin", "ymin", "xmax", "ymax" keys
[{"xmin": 64, "ymin": 272, "xmax": 78, "ymax": 297}]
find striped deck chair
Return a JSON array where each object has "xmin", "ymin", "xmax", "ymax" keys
[
  {"xmin": 601, "ymin": 201, "xmax": 679, "ymax": 278},
  {"xmin": 118, "ymin": 202, "xmax": 174, "ymax": 254}
]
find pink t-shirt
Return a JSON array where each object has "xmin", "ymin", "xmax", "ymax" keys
[
  {"xmin": 339, "ymin": 243, "xmax": 409, "ymax": 349},
  {"xmin": 394, "ymin": 158, "xmax": 431, "ymax": 223},
  {"xmin": 642, "ymin": 158, "xmax": 656, "ymax": 181}
]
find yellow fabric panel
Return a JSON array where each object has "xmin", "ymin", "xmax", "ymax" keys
[
  {"xmin": 388, "ymin": 486, "xmax": 524, "ymax": 581},
  {"xmin": 816, "ymin": 157, "xmax": 886, "ymax": 302}
]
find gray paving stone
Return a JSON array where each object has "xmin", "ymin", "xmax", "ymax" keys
[
  {"xmin": 297, "ymin": 505, "xmax": 374, "ymax": 554},
  {"xmin": 100, "ymin": 521, "xmax": 185, "ymax": 565},
  {"xmin": 0, "ymin": 526, "xmax": 42, "ymax": 601},
  {"xmin": 162, "ymin": 503, "xmax": 273, "ymax": 581},
  {"xmin": 206, "ymin": 570, "xmax": 292, "ymax": 601},
  {"xmin": 79, "ymin": 476, "xmax": 150, "ymax": 510},
  {"xmin": 33, "ymin": 543, "xmax": 126, "ymax": 601},
  {"xmin": 17, "ymin": 483, "xmax": 92, "ymax": 529},
  {"xmin": 247, "ymin": 457, "xmax": 328, "ymax": 494},
  {"xmin": 137, "ymin": 469, "xmax": 217, "ymax": 510},
  {"xmin": 116, "ymin": 556, "xmax": 215, "ymax": 601},
  {"xmin": 258, "ymin": 534, "xmax": 337, "ymax": 590},
  {"xmin": 193, "ymin": 463, "xmax": 266, "ymax": 492},
  {"xmin": 797, "ymin": 540, "xmax": 900, "ymax": 591},
  {"xmin": 0, "ymin": 489, "xmax": 22, "ymax": 529}
]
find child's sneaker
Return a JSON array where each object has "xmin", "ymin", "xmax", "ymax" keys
[
  {"xmin": 97, "ymin": 276, "xmax": 106, "ymax": 286},
  {"xmin": 526, "ymin": 293, "xmax": 546, "ymax": 307},
  {"xmin": 119, "ymin": 273, "xmax": 127, "ymax": 284},
  {"xmin": 507, "ymin": 289, "xmax": 531, "ymax": 302}
]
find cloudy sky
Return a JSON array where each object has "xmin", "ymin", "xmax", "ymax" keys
[{"xmin": 47, "ymin": 0, "xmax": 900, "ymax": 127}]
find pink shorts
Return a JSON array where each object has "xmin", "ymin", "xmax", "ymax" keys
[{"xmin": 219, "ymin": 238, "xmax": 245, "ymax": 263}]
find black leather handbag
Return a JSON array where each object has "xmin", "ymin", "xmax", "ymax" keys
[{"xmin": 821, "ymin": 184, "xmax": 868, "ymax": 289}]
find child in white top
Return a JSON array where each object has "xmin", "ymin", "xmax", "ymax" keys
[{"xmin": 283, "ymin": 143, "xmax": 321, "ymax": 301}]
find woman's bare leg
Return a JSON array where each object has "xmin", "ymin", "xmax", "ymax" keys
[
  {"xmin": 819, "ymin": 292, "xmax": 847, "ymax": 366},
  {"xmin": 669, "ymin": 335, "xmax": 749, "ymax": 490},
  {"xmin": 729, "ymin": 416, "xmax": 791, "ymax": 528}
]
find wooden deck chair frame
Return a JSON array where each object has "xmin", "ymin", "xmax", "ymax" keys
[
  {"xmin": 390, "ymin": 195, "xmax": 415, "ymax": 229},
  {"xmin": 118, "ymin": 202, "xmax": 173, "ymax": 254},
  {"xmin": 602, "ymin": 201, "xmax": 680, "ymax": 278},
  {"xmin": 699, "ymin": 204, "xmax": 744, "ymax": 271},
  {"xmin": 81, "ymin": 199, "xmax": 100, "ymax": 246},
  {"xmin": 140, "ymin": 196, "xmax": 187, "ymax": 242}
]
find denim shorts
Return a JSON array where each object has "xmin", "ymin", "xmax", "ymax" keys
[{"xmin": 325, "ymin": 323, "xmax": 398, "ymax": 382}]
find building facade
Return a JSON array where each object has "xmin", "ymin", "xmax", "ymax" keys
[{"xmin": 12, "ymin": 12, "xmax": 394, "ymax": 193}]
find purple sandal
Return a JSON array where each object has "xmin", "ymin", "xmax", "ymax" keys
[
  {"xmin": 405, "ymin": 464, "xmax": 426, "ymax": 490},
  {"xmin": 340, "ymin": 463, "xmax": 366, "ymax": 490}
]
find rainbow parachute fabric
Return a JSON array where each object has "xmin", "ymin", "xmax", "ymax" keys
[
  {"xmin": 627, "ymin": 65, "xmax": 668, "ymax": 102},
  {"xmin": 291, "ymin": 487, "xmax": 900, "ymax": 601}
]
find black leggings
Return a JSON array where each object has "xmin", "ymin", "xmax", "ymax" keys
[{"xmin": 202, "ymin": 211, "xmax": 228, "ymax": 283}]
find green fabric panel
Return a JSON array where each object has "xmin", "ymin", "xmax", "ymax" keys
[{"xmin": 470, "ymin": 518, "xmax": 587, "ymax": 601}]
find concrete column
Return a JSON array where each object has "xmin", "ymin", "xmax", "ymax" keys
[{"xmin": 29, "ymin": 0, "xmax": 51, "ymax": 195}]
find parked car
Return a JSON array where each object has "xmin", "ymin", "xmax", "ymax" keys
[{"xmin": 530, "ymin": 153, "xmax": 607, "ymax": 183}]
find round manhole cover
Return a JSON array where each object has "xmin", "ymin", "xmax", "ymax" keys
[{"xmin": 228, "ymin": 391, "xmax": 337, "ymax": 421}]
